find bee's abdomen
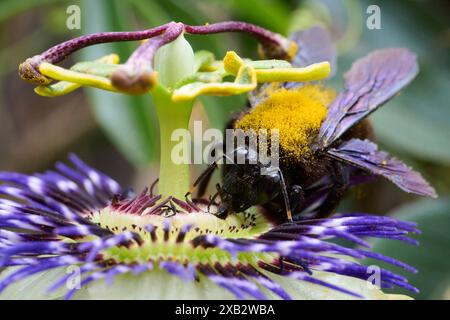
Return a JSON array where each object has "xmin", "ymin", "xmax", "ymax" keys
[{"xmin": 341, "ymin": 119, "xmax": 375, "ymax": 142}]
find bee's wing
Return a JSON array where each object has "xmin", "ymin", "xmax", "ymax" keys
[
  {"xmin": 326, "ymin": 138, "xmax": 437, "ymax": 198},
  {"xmin": 317, "ymin": 49, "xmax": 418, "ymax": 149},
  {"xmin": 249, "ymin": 25, "xmax": 336, "ymax": 107}
]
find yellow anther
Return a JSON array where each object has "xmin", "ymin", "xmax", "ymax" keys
[
  {"xmin": 38, "ymin": 62, "xmax": 118, "ymax": 92},
  {"xmin": 224, "ymin": 50, "xmax": 330, "ymax": 83},
  {"xmin": 255, "ymin": 61, "xmax": 330, "ymax": 83},
  {"xmin": 35, "ymin": 54, "xmax": 120, "ymax": 97},
  {"xmin": 223, "ymin": 51, "xmax": 244, "ymax": 75},
  {"xmin": 172, "ymin": 64, "xmax": 257, "ymax": 102},
  {"xmin": 35, "ymin": 81, "xmax": 80, "ymax": 97}
]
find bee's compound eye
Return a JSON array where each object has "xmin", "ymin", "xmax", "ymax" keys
[{"xmin": 217, "ymin": 206, "xmax": 229, "ymax": 219}]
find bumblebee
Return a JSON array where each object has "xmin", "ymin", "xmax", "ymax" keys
[{"xmin": 188, "ymin": 26, "xmax": 436, "ymax": 224}]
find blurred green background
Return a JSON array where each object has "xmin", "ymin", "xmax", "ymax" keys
[{"xmin": 0, "ymin": 0, "xmax": 449, "ymax": 299}]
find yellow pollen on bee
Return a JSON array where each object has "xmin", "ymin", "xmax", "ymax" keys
[{"xmin": 236, "ymin": 85, "xmax": 336, "ymax": 161}]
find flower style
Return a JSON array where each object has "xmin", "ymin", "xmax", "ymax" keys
[{"xmin": 1, "ymin": 22, "xmax": 437, "ymax": 300}]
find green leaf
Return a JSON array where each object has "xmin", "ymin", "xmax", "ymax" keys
[
  {"xmin": 81, "ymin": 0, "xmax": 160, "ymax": 165},
  {"xmin": 371, "ymin": 96, "xmax": 450, "ymax": 165},
  {"xmin": 217, "ymin": 0, "xmax": 291, "ymax": 34},
  {"xmin": 127, "ymin": 0, "xmax": 170, "ymax": 26},
  {"xmin": 0, "ymin": 0, "xmax": 64, "ymax": 23},
  {"xmin": 363, "ymin": 198, "xmax": 450, "ymax": 299}
]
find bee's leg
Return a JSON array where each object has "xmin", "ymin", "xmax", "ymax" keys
[
  {"xmin": 290, "ymin": 185, "xmax": 305, "ymax": 214},
  {"xmin": 188, "ymin": 143, "xmax": 244, "ymax": 200},
  {"xmin": 195, "ymin": 143, "xmax": 221, "ymax": 198},
  {"xmin": 273, "ymin": 168, "xmax": 294, "ymax": 224},
  {"xmin": 195, "ymin": 163, "xmax": 218, "ymax": 199},
  {"xmin": 214, "ymin": 183, "xmax": 230, "ymax": 219},
  {"xmin": 330, "ymin": 161, "xmax": 349, "ymax": 193},
  {"xmin": 185, "ymin": 162, "xmax": 218, "ymax": 201},
  {"xmin": 316, "ymin": 162, "xmax": 350, "ymax": 218},
  {"xmin": 187, "ymin": 141, "xmax": 221, "ymax": 200}
]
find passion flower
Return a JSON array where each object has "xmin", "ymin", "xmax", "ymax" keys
[
  {"xmin": 0, "ymin": 155, "xmax": 418, "ymax": 300},
  {"xmin": 3, "ymin": 21, "xmax": 435, "ymax": 300}
]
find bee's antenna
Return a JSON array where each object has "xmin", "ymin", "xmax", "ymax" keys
[{"xmin": 274, "ymin": 168, "xmax": 293, "ymax": 223}]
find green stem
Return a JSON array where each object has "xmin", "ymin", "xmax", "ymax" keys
[{"xmin": 152, "ymin": 84, "xmax": 193, "ymax": 199}]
